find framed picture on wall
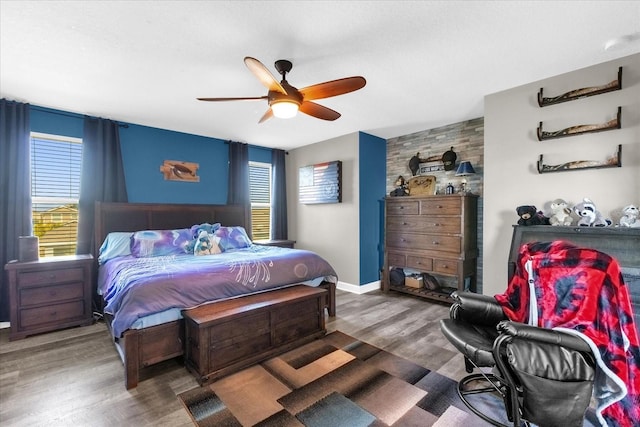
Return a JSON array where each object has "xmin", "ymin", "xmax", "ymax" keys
[{"xmin": 299, "ymin": 160, "xmax": 342, "ymax": 204}]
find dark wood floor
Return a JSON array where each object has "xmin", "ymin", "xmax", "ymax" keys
[{"xmin": 0, "ymin": 290, "xmax": 468, "ymax": 426}]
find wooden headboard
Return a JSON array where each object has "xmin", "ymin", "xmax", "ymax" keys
[{"xmin": 93, "ymin": 202, "xmax": 251, "ymax": 259}]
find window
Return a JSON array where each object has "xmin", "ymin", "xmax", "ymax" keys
[
  {"xmin": 249, "ymin": 161, "xmax": 272, "ymax": 241},
  {"xmin": 30, "ymin": 132, "xmax": 83, "ymax": 257}
]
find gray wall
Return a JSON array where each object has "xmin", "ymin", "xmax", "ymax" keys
[
  {"xmin": 287, "ymin": 133, "xmax": 361, "ymax": 287},
  {"xmin": 483, "ymin": 53, "xmax": 640, "ymax": 296}
]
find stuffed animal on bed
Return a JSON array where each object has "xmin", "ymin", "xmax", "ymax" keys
[
  {"xmin": 193, "ymin": 230, "xmax": 222, "ymax": 255},
  {"xmin": 573, "ymin": 198, "xmax": 611, "ymax": 227},
  {"xmin": 619, "ymin": 204, "xmax": 640, "ymax": 228}
]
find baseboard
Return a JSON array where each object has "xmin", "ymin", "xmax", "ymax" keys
[{"xmin": 336, "ymin": 280, "xmax": 381, "ymax": 294}]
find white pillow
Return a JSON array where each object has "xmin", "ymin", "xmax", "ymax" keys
[{"xmin": 98, "ymin": 232, "xmax": 133, "ymax": 265}]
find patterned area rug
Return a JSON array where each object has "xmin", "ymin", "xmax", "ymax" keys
[{"xmin": 178, "ymin": 331, "xmax": 498, "ymax": 426}]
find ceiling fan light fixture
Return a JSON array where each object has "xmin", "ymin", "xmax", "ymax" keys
[{"xmin": 271, "ymin": 100, "xmax": 299, "ymax": 119}]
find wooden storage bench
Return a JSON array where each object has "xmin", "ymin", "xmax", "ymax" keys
[{"xmin": 183, "ymin": 285, "xmax": 327, "ymax": 385}]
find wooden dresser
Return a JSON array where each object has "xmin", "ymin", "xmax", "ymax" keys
[
  {"xmin": 183, "ymin": 285, "xmax": 327, "ymax": 385},
  {"xmin": 5, "ymin": 254, "xmax": 94, "ymax": 341},
  {"xmin": 383, "ymin": 194, "xmax": 478, "ymax": 303}
]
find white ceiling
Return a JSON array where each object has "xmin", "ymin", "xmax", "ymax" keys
[{"xmin": 1, "ymin": 1, "xmax": 639, "ymax": 151}]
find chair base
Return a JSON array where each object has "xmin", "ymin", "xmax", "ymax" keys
[{"xmin": 457, "ymin": 373, "xmax": 529, "ymax": 427}]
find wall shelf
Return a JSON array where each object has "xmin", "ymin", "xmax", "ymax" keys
[
  {"xmin": 537, "ymin": 144, "xmax": 622, "ymax": 174},
  {"xmin": 537, "ymin": 107, "xmax": 621, "ymax": 141},
  {"xmin": 537, "ymin": 67, "xmax": 622, "ymax": 107}
]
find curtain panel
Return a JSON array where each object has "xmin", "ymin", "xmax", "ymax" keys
[
  {"xmin": 76, "ymin": 117, "xmax": 128, "ymax": 256},
  {"xmin": 271, "ymin": 149, "xmax": 288, "ymax": 240},
  {"xmin": 0, "ymin": 99, "xmax": 31, "ymax": 321},
  {"xmin": 227, "ymin": 140, "xmax": 250, "ymax": 206}
]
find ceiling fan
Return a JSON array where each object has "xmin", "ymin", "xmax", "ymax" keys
[{"xmin": 197, "ymin": 57, "xmax": 366, "ymax": 123}]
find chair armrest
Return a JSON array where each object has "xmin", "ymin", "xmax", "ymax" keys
[
  {"xmin": 496, "ymin": 321, "xmax": 592, "ymax": 353},
  {"xmin": 450, "ymin": 291, "xmax": 506, "ymax": 326}
]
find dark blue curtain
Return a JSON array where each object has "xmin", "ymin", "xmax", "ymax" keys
[
  {"xmin": 271, "ymin": 149, "xmax": 288, "ymax": 240},
  {"xmin": 0, "ymin": 99, "xmax": 31, "ymax": 321},
  {"xmin": 227, "ymin": 140, "xmax": 250, "ymax": 206},
  {"xmin": 76, "ymin": 117, "xmax": 128, "ymax": 255}
]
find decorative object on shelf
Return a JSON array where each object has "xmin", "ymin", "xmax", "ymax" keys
[
  {"xmin": 516, "ymin": 205, "xmax": 550, "ymax": 226},
  {"xmin": 537, "ymin": 106, "xmax": 621, "ymax": 141},
  {"xmin": 407, "ymin": 175, "xmax": 436, "ymax": 196},
  {"xmin": 299, "ymin": 160, "xmax": 342, "ymax": 204},
  {"xmin": 389, "ymin": 175, "xmax": 409, "ymax": 197},
  {"xmin": 445, "ymin": 182, "xmax": 455, "ymax": 195},
  {"xmin": 538, "ymin": 67, "xmax": 622, "ymax": 107},
  {"xmin": 160, "ymin": 160, "xmax": 200, "ymax": 182},
  {"xmin": 18, "ymin": 236, "xmax": 39, "ymax": 262},
  {"xmin": 455, "ymin": 161, "xmax": 476, "ymax": 194},
  {"xmin": 619, "ymin": 205, "xmax": 640, "ymax": 228},
  {"xmin": 573, "ymin": 198, "xmax": 611, "ymax": 227},
  {"xmin": 442, "ymin": 147, "xmax": 457, "ymax": 171},
  {"xmin": 548, "ymin": 198, "xmax": 573, "ymax": 226},
  {"xmin": 537, "ymin": 144, "xmax": 622, "ymax": 174}
]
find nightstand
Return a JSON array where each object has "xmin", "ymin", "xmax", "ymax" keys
[
  {"xmin": 253, "ymin": 239, "xmax": 296, "ymax": 249},
  {"xmin": 5, "ymin": 254, "xmax": 94, "ymax": 341}
]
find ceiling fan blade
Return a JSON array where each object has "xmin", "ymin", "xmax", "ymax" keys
[
  {"xmin": 258, "ymin": 108, "xmax": 273, "ymax": 124},
  {"xmin": 197, "ymin": 96, "xmax": 267, "ymax": 101},
  {"xmin": 244, "ymin": 57, "xmax": 288, "ymax": 95},
  {"xmin": 299, "ymin": 76, "xmax": 366, "ymax": 101},
  {"xmin": 299, "ymin": 101, "xmax": 341, "ymax": 121}
]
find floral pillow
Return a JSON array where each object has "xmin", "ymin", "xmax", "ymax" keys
[
  {"xmin": 214, "ymin": 226, "xmax": 253, "ymax": 251},
  {"xmin": 130, "ymin": 228, "xmax": 192, "ymax": 257}
]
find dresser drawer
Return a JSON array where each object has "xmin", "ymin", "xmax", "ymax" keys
[
  {"xmin": 420, "ymin": 197, "xmax": 461, "ymax": 215},
  {"xmin": 19, "ymin": 300, "xmax": 86, "ymax": 329},
  {"xmin": 387, "ymin": 252, "xmax": 407, "ymax": 267},
  {"xmin": 387, "ymin": 232, "xmax": 461, "ymax": 253},
  {"xmin": 18, "ymin": 267, "xmax": 84, "ymax": 287},
  {"xmin": 387, "ymin": 216, "xmax": 461, "ymax": 234},
  {"xmin": 386, "ymin": 200, "xmax": 419, "ymax": 215},
  {"xmin": 406, "ymin": 256, "xmax": 433, "ymax": 271},
  {"xmin": 20, "ymin": 282, "xmax": 84, "ymax": 307},
  {"xmin": 434, "ymin": 258, "xmax": 460, "ymax": 276}
]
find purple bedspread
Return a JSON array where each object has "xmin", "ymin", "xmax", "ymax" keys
[{"xmin": 98, "ymin": 245, "xmax": 337, "ymax": 337}]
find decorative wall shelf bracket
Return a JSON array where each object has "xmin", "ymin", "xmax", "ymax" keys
[
  {"xmin": 537, "ymin": 144, "xmax": 622, "ymax": 174},
  {"xmin": 537, "ymin": 106, "xmax": 621, "ymax": 141},
  {"xmin": 538, "ymin": 66, "xmax": 622, "ymax": 107}
]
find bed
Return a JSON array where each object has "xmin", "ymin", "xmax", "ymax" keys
[{"xmin": 93, "ymin": 201, "xmax": 337, "ymax": 389}]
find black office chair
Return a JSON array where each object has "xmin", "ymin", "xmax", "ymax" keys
[{"xmin": 440, "ymin": 291, "xmax": 596, "ymax": 427}]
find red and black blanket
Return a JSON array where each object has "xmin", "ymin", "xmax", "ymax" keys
[{"xmin": 494, "ymin": 241, "xmax": 640, "ymax": 427}]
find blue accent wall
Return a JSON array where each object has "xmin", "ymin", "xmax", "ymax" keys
[
  {"xmin": 358, "ymin": 132, "xmax": 386, "ymax": 285},
  {"xmin": 27, "ymin": 105, "xmax": 272, "ymax": 205}
]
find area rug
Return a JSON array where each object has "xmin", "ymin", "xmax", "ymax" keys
[{"xmin": 178, "ymin": 330, "xmax": 501, "ymax": 427}]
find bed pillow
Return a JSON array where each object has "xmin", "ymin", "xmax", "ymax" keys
[
  {"xmin": 98, "ymin": 232, "xmax": 133, "ymax": 265},
  {"xmin": 130, "ymin": 228, "xmax": 192, "ymax": 257},
  {"xmin": 214, "ymin": 226, "xmax": 253, "ymax": 251}
]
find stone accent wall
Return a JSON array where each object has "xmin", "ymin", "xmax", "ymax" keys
[{"xmin": 386, "ymin": 117, "xmax": 485, "ymax": 292}]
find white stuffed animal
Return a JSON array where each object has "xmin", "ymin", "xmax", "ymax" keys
[
  {"xmin": 573, "ymin": 198, "xmax": 611, "ymax": 227},
  {"xmin": 549, "ymin": 198, "xmax": 573, "ymax": 226},
  {"xmin": 619, "ymin": 204, "xmax": 640, "ymax": 228}
]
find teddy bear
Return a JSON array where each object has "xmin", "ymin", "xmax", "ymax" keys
[
  {"xmin": 573, "ymin": 198, "xmax": 611, "ymax": 227},
  {"xmin": 619, "ymin": 204, "xmax": 640, "ymax": 228},
  {"xmin": 548, "ymin": 198, "xmax": 573, "ymax": 226},
  {"xmin": 193, "ymin": 229, "xmax": 222, "ymax": 255},
  {"xmin": 516, "ymin": 205, "xmax": 550, "ymax": 226}
]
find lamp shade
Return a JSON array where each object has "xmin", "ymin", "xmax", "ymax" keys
[
  {"xmin": 455, "ymin": 161, "xmax": 476, "ymax": 176},
  {"xmin": 271, "ymin": 100, "xmax": 299, "ymax": 118}
]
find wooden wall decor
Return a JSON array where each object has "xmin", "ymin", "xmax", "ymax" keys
[
  {"xmin": 537, "ymin": 106, "xmax": 621, "ymax": 141},
  {"xmin": 537, "ymin": 144, "xmax": 622, "ymax": 174},
  {"xmin": 298, "ymin": 160, "xmax": 342, "ymax": 204},
  {"xmin": 160, "ymin": 160, "xmax": 200, "ymax": 182},
  {"xmin": 538, "ymin": 67, "xmax": 622, "ymax": 107}
]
